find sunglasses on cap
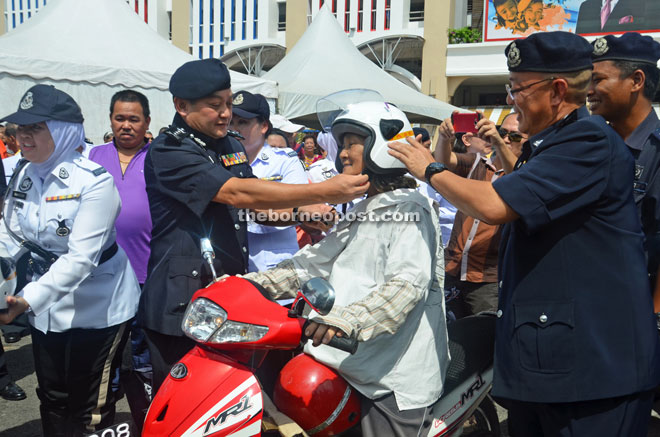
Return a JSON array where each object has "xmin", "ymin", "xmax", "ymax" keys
[{"xmin": 498, "ymin": 128, "xmax": 524, "ymax": 142}]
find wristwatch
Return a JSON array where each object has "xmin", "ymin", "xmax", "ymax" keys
[{"xmin": 425, "ymin": 162, "xmax": 447, "ymax": 184}]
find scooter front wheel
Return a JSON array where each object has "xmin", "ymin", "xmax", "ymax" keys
[{"xmin": 461, "ymin": 394, "xmax": 501, "ymax": 437}]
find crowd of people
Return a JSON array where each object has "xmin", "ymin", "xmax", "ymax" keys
[{"xmin": 0, "ymin": 29, "xmax": 659, "ymax": 437}]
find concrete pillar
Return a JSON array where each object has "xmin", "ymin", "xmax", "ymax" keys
[
  {"xmin": 420, "ymin": 0, "xmax": 454, "ymax": 102},
  {"xmin": 0, "ymin": 0, "xmax": 5, "ymax": 36},
  {"xmin": 171, "ymin": 0, "xmax": 191, "ymax": 54},
  {"xmin": 285, "ymin": 0, "xmax": 308, "ymax": 53}
]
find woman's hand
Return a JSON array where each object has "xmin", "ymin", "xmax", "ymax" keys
[
  {"xmin": 0, "ymin": 296, "xmax": 29, "ymax": 325},
  {"xmin": 304, "ymin": 321, "xmax": 348, "ymax": 347}
]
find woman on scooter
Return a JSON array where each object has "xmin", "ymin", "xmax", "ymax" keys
[{"xmin": 244, "ymin": 94, "xmax": 450, "ymax": 437}]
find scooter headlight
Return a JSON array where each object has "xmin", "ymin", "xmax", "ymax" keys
[
  {"xmin": 182, "ymin": 298, "xmax": 228, "ymax": 342},
  {"xmin": 209, "ymin": 320, "xmax": 269, "ymax": 343}
]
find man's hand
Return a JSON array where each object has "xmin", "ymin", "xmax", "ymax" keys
[
  {"xmin": 304, "ymin": 321, "xmax": 347, "ymax": 347},
  {"xmin": 388, "ymin": 136, "xmax": 435, "ymax": 180},
  {"xmin": 0, "ymin": 296, "xmax": 29, "ymax": 325},
  {"xmin": 319, "ymin": 174, "xmax": 370, "ymax": 204},
  {"xmin": 297, "ymin": 204, "xmax": 337, "ymax": 233},
  {"xmin": 476, "ymin": 117, "xmax": 507, "ymax": 151}
]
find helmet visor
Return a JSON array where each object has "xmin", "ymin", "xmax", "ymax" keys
[{"xmin": 316, "ymin": 89, "xmax": 384, "ymax": 132}]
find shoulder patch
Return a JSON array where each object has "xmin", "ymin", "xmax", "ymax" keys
[{"xmin": 92, "ymin": 167, "xmax": 108, "ymax": 176}]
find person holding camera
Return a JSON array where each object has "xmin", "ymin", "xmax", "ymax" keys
[{"xmin": 434, "ymin": 111, "xmax": 524, "ymax": 318}]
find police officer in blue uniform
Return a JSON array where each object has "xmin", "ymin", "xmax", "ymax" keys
[
  {"xmin": 389, "ymin": 31, "xmax": 660, "ymax": 436},
  {"xmin": 228, "ymin": 90, "xmax": 311, "ymax": 272},
  {"xmin": 141, "ymin": 59, "xmax": 369, "ymax": 392},
  {"xmin": 587, "ymin": 33, "xmax": 660, "ymax": 315}
]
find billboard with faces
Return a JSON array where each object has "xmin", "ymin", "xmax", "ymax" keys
[{"xmin": 484, "ymin": 0, "xmax": 660, "ymax": 42}]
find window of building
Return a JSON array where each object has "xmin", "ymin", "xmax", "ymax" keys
[
  {"xmin": 242, "ymin": 0, "xmax": 247, "ymax": 40},
  {"xmin": 370, "ymin": 0, "xmax": 376, "ymax": 31},
  {"xmin": 278, "ymin": 2, "xmax": 286, "ymax": 31},
  {"xmin": 231, "ymin": 0, "xmax": 236, "ymax": 40},
  {"xmin": 409, "ymin": 0, "xmax": 424, "ymax": 22},
  {"xmin": 357, "ymin": 0, "xmax": 363, "ymax": 31},
  {"xmin": 253, "ymin": 0, "xmax": 258, "ymax": 38},
  {"xmin": 344, "ymin": 0, "xmax": 349, "ymax": 31},
  {"xmin": 384, "ymin": 0, "xmax": 390, "ymax": 30}
]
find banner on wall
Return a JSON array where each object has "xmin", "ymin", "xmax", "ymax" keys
[{"xmin": 484, "ymin": 0, "xmax": 660, "ymax": 42}]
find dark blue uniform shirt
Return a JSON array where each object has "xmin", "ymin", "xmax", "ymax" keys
[
  {"xmin": 626, "ymin": 110, "xmax": 660, "ymax": 277},
  {"xmin": 139, "ymin": 113, "xmax": 254, "ymax": 336},
  {"xmin": 492, "ymin": 106, "xmax": 660, "ymax": 403}
]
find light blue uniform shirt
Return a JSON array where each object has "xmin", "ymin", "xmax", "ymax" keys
[{"xmin": 248, "ymin": 143, "xmax": 308, "ymax": 272}]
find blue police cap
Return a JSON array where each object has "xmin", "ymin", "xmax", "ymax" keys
[
  {"xmin": 591, "ymin": 32, "xmax": 660, "ymax": 65},
  {"xmin": 169, "ymin": 58, "xmax": 231, "ymax": 99},
  {"xmin": 505, "ymin": 31, "xmax": 593, "ymax": 73},
  {"xmin": 232, "ymin": 90, "xmax": 270, "ymax": 119},
  {"xmin": 1, "ymin": 84, "xmax": 83, "ymax": 125}
]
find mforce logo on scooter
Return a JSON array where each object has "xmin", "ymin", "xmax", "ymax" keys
[{"xmin": 203, "ymin": 394, "xmax": 254, "ymax": 436}]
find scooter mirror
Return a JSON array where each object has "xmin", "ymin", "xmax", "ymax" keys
[
  {"xmin": 300, "ymin": 278, "xmax": 335, "ymax": 316},
  {"xmin": 200, "ymin": 238, "xmax": 218, "ymax": 283}
]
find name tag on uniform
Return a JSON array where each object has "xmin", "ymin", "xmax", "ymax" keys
[
  {"xmin": 12, "ymin": 191, "xmax": 26, "ymax": 200},
  {"xmin": 45, "ymin": 194, "xmax": 81, "ymax": 202},
  {"xmin": 220, "ymin": 152, "xmax": 247, "ymax": 166},
  {"xmin": 261, "ymin": 175, "xmax": 283, "ymax": 181}
]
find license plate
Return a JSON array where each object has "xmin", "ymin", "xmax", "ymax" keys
[{"xmin": 85, "ymin": 422, "xmax": 131, "ymax": 437}]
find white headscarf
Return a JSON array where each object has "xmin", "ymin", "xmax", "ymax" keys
[{"xmin": 31, "ymin": 120, "xmax": 85, "ymax": 181}]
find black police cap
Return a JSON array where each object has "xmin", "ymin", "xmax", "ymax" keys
[
  {"xmin": 1, "ymin": 84, "xmax": 84, "ymax": 125},
  {"xmin": 232, "ymin": 90, "xmax": 270, "ymax": 119},
  {"xmin": 591, "ymin": 32, "xmax": 660, "ymax": 65},
  {"xmin": 169, "ymin": 58, "xmax": 231, "ymax": 99},
  {"xmin": 505, "ymin": 31, "xmax": 593, "ymax": 73}
]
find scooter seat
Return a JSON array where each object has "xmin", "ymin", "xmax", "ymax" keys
[{"xmin": 443, "ymin": 313, "xmax": 496, "ymax": 395}]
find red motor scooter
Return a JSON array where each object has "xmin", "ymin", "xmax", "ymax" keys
[{"xmin": 135, "ymin": 239, "xmax": 499, "ymax": 437}]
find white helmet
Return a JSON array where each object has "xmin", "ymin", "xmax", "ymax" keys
[
  {"xmin": 317, "ymin": 90, "xmax": 414, "ymax": 175},
  {"xmin": 0, "ymin": 257, "xmax": 16, "ymax": 311}
]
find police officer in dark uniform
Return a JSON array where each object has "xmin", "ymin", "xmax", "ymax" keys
[
  {"xmin": 141, "ymin": 59, "xmax": 369, "ymax": 392},
  {"xmin": 587, "ymin": 33, "xmax": 660, "ymax": 315},
  {"xmin": 389, "ymin": 31, "xmax": 660, "ymax": 436}
]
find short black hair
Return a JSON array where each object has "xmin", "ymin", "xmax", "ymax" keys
[
  {"xmin": 3, "ymin": 123, "xmax": 17, "ymax": 138},
  {"xmin": 110, "ymin": 90, "xmax": 150, "ymax": 118},
  {"xmin": 269, "ymin": 128, "xmax": 291, "ymax": 148},
  {"xmin": 613, "ymin": 60, "xmax": 660, "ymax": 101},
  {"xmin": 256, "ymin": 115, "xmax": 273, "ymax": 137}
]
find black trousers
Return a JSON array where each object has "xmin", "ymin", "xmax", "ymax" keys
[
  {"xmin": 31, "ymin": 321, "xmax": 130, "ymax": 437},
  {"xmin": 143, "ymin": 328, "xmax": 195, "ymax": 394},
  {"xmin": 445, "ymin": 275, "xmax": 499, "ymax": 319},
  {"xmin": 505, "ymin": 391, "xmax": 653, "ymax": 437},
  {"xmin": 0, "ymin": 340, "xmax": 10, "ymax": 389}
]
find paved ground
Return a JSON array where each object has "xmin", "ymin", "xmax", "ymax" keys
[{"xmin": 2, "ymin": 334, "xmax": 660, "ymax": 436}]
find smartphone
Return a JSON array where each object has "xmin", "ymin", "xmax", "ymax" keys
[{"xmin": 451, "ymin": 112, "xmax": 482, "ymax": 134}]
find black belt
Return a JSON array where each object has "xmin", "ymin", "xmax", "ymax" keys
[{"xmin": 29, "ymin": 242, "xmax": 118, "ymax": 276}]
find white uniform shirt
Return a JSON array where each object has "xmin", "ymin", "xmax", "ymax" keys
[
  {"xmin": 293, "ymin": 190, "xmax": 450, "ymax": 410},
  {"xmin": 0, "ymin": 151, "xmax": 140, "ymax": 333},
  {"xmin": 3, "ymin": 151, "xmax": 21, "ymax": 185},
  {"xmin": 248, "ymin": 143, "xmax": 308, "ymax": 272},
  {"xmin": 416, "ymin": 179, "xmax": 457, "ymax": 246}
]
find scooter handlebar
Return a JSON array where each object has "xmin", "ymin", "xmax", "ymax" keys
[
  {"xmin": 302, "ymin": 320, "xmax": 359, "ymax": 354},
  {"xmin": 326, "ymin": 333, "xmax": 359, "ymax": 354}
]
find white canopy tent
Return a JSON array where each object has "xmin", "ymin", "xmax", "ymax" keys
[
  {"xmin": 263, "ymin": 6, "xmax": 459, "ymax": 127},
  {"xmin": 0, "ymin": 0, "xmax": 277, "ymax": 143}
]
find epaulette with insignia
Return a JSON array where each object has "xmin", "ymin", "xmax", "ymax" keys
[
  {"xmin": 92, "ymin": 167, "xmax": 107, "ymax": 176},
  {"xmin": 165, "ymin": 126, "xmax": 188, "ymax": 143}
]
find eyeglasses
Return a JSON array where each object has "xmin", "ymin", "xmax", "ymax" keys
[
  {"xmin": 498, "ymin": 128, "xmax": 525, "ymax": 142},
  {"xmin": 505, "ymin": 77, "xmax": 556, "ymax": 100}
]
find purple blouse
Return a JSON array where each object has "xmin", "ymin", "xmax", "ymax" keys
[{"xmin": 89, "ymin": 142, "xmax": 152, "ymax": 283}]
